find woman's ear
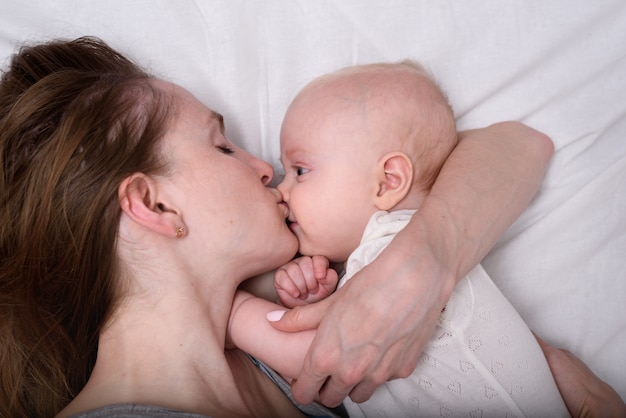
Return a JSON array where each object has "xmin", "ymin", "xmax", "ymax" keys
[
  {"xmin": 118, "ymin": 173, "xmax": 186, "ymax": 238},
  {"xmin": 375, "ymin": 151, "xmax": 413, "ymax": 211}
]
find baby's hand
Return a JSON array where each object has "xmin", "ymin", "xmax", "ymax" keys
[{"xmin": 274, "ymin": 255, "xmax": 339, "ymax": 308}]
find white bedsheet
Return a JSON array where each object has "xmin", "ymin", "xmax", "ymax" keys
[{"xmin": 2, "ymin": 0, "xmax": 624, "ymax": 400}]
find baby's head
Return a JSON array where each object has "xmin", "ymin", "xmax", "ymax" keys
[
  {"xmin": 286, "ymin": 61, "xmax": 456, "ymax": 191},
  {"xmin": 278, "ymin": 61, "xmax": 457, "ymax": 262}
]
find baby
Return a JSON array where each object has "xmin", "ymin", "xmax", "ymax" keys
[{"xmin": 229, "ymin": 61, "xmax": 569, "ymax": 417}]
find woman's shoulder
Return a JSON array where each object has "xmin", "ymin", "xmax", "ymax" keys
[{"xmin": 68, "ymin": 404, "xmax": 211, "ymax": 418}]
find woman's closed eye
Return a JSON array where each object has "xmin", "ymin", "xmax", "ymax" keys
[{"xmin": 217, "ymin": 145, "xmax": 235, "ymax": 155}]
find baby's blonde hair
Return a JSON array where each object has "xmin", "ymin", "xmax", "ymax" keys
[{"xmin": 323, "ymin": 60, "xmax": 458, "ymax": 191}]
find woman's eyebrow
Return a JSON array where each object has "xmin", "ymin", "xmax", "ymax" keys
[{"xmin": 209, "ymin": 110, "xmax": 225, "ymax": 133}]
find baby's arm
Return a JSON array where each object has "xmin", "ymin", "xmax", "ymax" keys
[
  {"xmin": 227, "ymin": 290, "xmax": 314, "ymax": 380},
  {"xmin": 274, "ymin": 256, "xmax": 339, "ymax": 307}
]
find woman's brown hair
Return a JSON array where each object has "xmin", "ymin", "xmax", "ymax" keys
[{"xmin": 0, "ymin": 37, "xmax": 172, "ymax": 417}]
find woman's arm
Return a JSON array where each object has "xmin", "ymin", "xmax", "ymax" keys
[{"xmin": 271, "ymin": 121, "xmax": 555, "ymax": 406}]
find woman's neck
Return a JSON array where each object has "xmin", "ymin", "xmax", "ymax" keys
[{"xmin": 57, "ymin": 274, "xmax": 251, "ymax": 417}]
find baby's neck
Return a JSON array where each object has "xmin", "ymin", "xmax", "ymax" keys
[{"xmin": 388, "ymin": 188, "xmax": 426, "ymax": 213}]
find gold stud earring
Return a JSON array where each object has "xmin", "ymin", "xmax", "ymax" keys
[{"xmin": 175, "ymin": 227, "xmax": 185, "ymax": 238}]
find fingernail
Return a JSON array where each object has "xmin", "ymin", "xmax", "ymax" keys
[{"xmin": 266, "ymin": 310, "xmax": 286, "ymax": 322}]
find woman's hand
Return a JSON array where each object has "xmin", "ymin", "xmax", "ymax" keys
[
  {"xmin": 271, "ymin": 122, "xmax": 555, "ymax": 407},
  {"xmin": 536, "ymin": 335, "xmax": 626, "ymax": 418},
  {"xmin": 270, "ymin": 226, "xmax": 455, "ymax": 406}
]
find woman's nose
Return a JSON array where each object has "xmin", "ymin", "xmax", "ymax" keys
[{"xmin": 250, "ymin": 155, "xmax": 274, "ymax": 186}]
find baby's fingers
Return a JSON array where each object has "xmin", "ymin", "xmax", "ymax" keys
[
  {"xmin": 293, "ymin": 257, "xmax": 320, "ymax": 294},
  {"xmin": 275, "ymin": 267, "xmax": 303, "ymax": 298},
  {"xmin": 311, "ymin": 255, "xmax": 331, "ymax": 280},
  {"xmin": 311, "ymin": 255, "xmax": 339, "ymax": 288}
]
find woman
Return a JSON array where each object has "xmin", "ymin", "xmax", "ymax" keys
[
  {"xmin": 1, "ymin": 37, "xmax": 618, "ymax": 417},
  {"xmin": 1, "ymin": 36, "xmax": 311, "ymax": 417}
]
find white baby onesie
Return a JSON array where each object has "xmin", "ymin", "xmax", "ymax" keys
[{"xmin": 340, "ymin": 210, "xmax": 569, "ymax": 418}]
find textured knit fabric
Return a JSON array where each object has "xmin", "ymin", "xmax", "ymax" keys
[{"xmin": 69, "ymin": 404, "xmax": 210, "ymax": 418}]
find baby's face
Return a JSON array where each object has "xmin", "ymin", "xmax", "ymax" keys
[{"xmin": 277, "ymin": 88, "xmax": 381, "ymax": 263}]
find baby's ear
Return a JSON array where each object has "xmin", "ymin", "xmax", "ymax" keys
[
  {"xmin": 118, "ymin": 173, "xmax": 186, "ymax": 238},
  {"xmin": 375, "ymin": 151, "xmax": 413, "ymax": 211}
]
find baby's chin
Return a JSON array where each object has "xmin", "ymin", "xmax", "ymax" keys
[{"xmin": 296, "ymin": 242, "xmax": 317, "ymax": 257}]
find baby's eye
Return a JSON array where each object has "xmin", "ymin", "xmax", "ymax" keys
[
  {"xmin": 217, "ymin": 145, "xmax": 234, "ymax": 155},
  {"xmin": 296, "ymin": 167, "xmax": 310, "ymax": 176}
]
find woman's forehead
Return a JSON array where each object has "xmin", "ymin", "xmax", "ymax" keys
[{"xmin": 157, "ymin": 81, "xmax": 224, "ymax": 131}]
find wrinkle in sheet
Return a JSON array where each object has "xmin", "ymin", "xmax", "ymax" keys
[
  {"xmin": 456, "ymin": 0, "xmax": 626, "ymax": 121},
  {"xmin": 189, "ymin": 0, "xmax": 213, "ymax": 48},
  {"xmin": 520, "ymin": 54, "xmax": 626, "ymax": 122},
  {"xmin": 257, "ymin": 53, "xmax": 273, "ymax": 167}
]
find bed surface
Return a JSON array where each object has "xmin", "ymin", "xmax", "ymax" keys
[{"xmin": 2, "ymin": 0, "xmax": 624, "ymax": 399}]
